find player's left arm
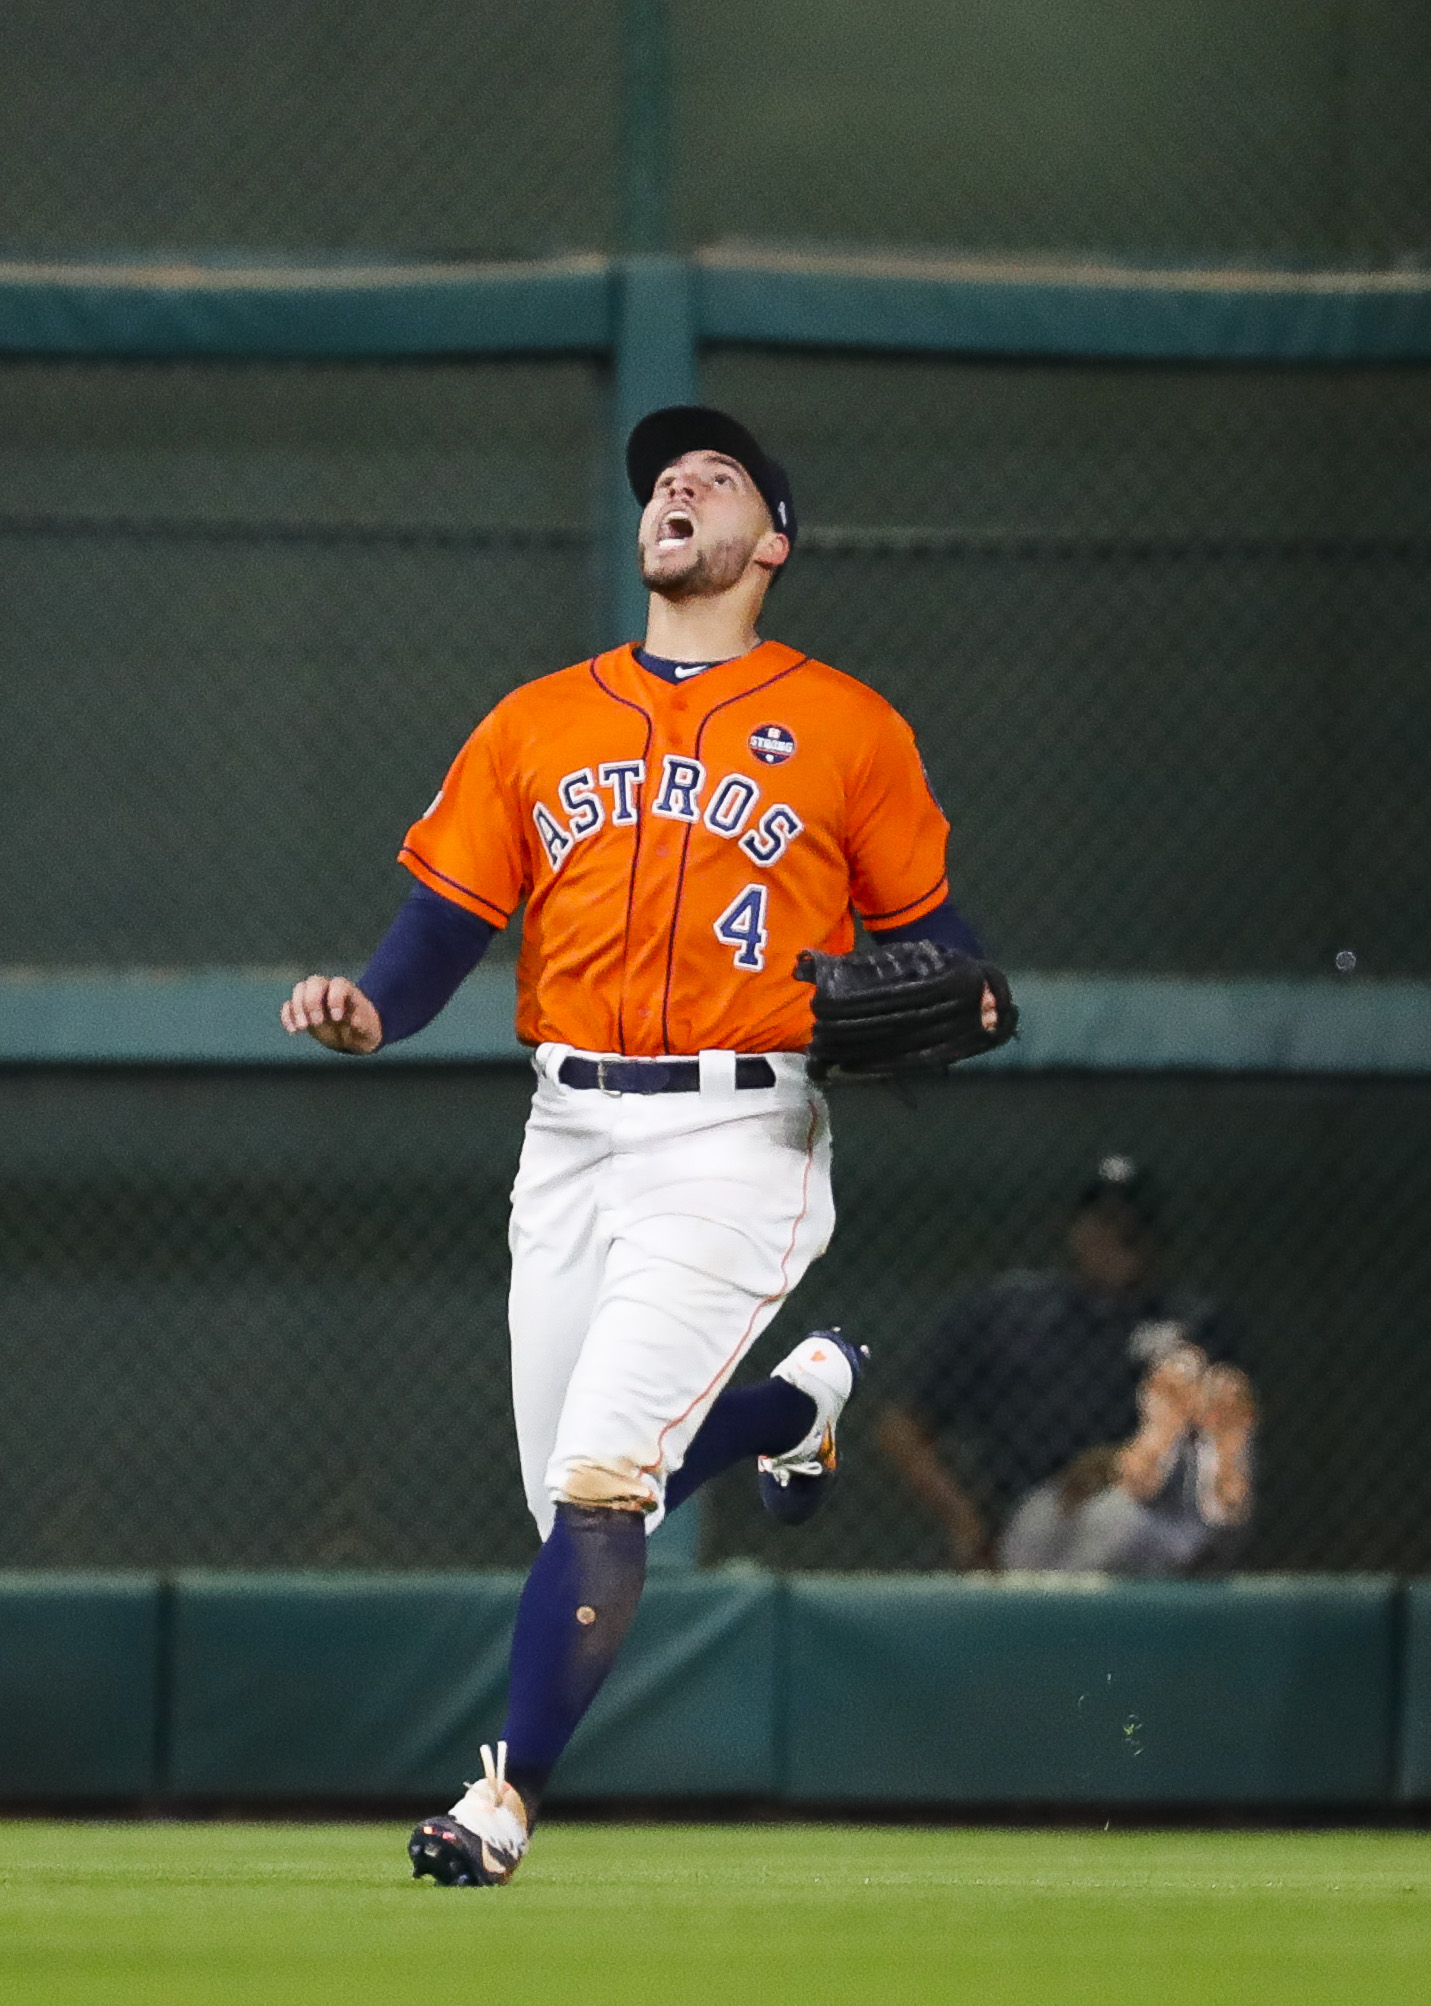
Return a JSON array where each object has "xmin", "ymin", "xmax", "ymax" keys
[
  {"xmin": 841, "ymin": 702, "xmax": 1004, "ymax": 1035},
  {"xmin": 839, "ymin": 699, "xmax": 952, "ymax": 938},
  {"xmin": 865, "ymin": 902, "xmax": 999, "ymax": 1035},
  {"xmin": 868, "ymin": 894, "xmax": 986, "ymax": 957}
]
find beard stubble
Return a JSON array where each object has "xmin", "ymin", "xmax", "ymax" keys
[{"xmin": 638, "ymin": 532, "xmax": 758, "ymax": 600}]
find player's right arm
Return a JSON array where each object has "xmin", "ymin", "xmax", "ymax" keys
[
  {"xmin": 281, "ymin": 885, "xmax": 498, "ymax": 1053},
  {"xmin": 281, "ymin": 701, "xmax": 527, "ymax": 1056},
  {"xmin": 281, "ymin": 974, "xmax": 383, "ymax": 1054}
]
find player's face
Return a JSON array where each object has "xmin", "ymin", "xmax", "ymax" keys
[{"xmin": 637, "ymin": 450, "xmax": 788, "ymax": 600}]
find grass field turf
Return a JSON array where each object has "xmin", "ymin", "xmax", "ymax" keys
[{"xmin": 1, "ymin": 1822, "xmax": 1426, "ymax": 2005}]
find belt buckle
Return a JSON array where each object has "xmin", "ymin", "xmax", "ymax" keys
[{"xmin": 596, "ymin": 1057, "xmax": 620, "ymax": 1097}]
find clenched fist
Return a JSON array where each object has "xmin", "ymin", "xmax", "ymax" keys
[{"xmin": 280, "ymin": 975, "xmax": 382, "ymax": 1054}]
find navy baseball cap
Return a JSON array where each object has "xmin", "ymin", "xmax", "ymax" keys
[
  {"xmin": 626, "ymin": 405, "xmax": 798, "ymax": 555},
  {"xmin": 1074, "ymin": 1155, "xmax": 1162, "ymax": 1235}
]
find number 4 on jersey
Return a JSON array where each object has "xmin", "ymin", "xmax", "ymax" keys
[{"xmin": 713, "ymin": 883, "xmax": 769, "ymax": 971}]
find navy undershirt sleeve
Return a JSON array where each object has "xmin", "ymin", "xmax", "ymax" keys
[
  {"xmin": 359, "ymin": 881, "xmax": 496, "ymax": 1047},
  {"xmin": 868, "ymin": 894, "xmax": 986, "ymax": 959}
]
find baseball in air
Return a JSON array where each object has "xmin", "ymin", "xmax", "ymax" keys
[{"xmin": 1335, "ymin": 950, "xmax": 1357, "ymax": 972}]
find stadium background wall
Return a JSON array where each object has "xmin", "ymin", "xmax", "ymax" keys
[
  {"xmin": 0, "ymin": 1, "xmax": 1428, "ymax": 1606},
  {"xmin": 2, "ymin": 1572, "xmax": 1430, "ymax": 1808}
]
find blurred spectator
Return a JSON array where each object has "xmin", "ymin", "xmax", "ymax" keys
[{"xmin": 877, "ymin": 1156, "xmax": 1257, "ymax": 1573}]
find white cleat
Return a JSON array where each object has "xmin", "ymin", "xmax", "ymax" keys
[
  {"xmin": 758, "ymin": 1329, "xmax": 868, "ymax": 1524},
  {"xmin": 408, "ymin": 1740, "xmax": 530, "ymax": 1888}
]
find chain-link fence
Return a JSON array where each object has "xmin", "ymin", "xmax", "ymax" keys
[
  {"xmin": 0, "ymin": 1065, "xmax": 1427, "ymax": 1575},
  {"xmin": 0, "ymin": 354, "xmax": 602, "ymax": 966},
  {"xmin": 2, "ymin": 340, "xmax": 1430, "ymax": 1575},
  {"xmin": 1, "ymin": 3, "xmax": 1427, "ymax": 266},
  {"xmin": 5, "ymin": 349, "xmax": 1426, "ymax": 976},
  {"xmin": 703, "ymin": 348, "xmax": 1431, "ymax": 980},
  {"xmin": 0, "ymin": 0, "xmax": 620, "ymax": 258},
  {"xmin": 1, "ymin": 4, "xmax": 1429, "ymax": 1581},
  {"xmin": 674, "ymin": 2, "xmax": 1431, "ymax": 266}
]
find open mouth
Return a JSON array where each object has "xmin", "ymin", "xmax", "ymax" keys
[{"xmin": 655, "ymin": 510, "xmax": 695, "ymax": 549}]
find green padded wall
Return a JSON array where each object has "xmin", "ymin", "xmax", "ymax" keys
[
  {"xmin": 168, "ymin": 1571, "xmax": 779, "ymax": 1800},
  {"xmin": 0, "ymin": 1574, "xmax": 160, "ymax": 1798},
  {"xmin": 169, "ymin": 1573, "xmax": 520, "ymax": 1798},
  {"xmin": 555, "ymin": 1570, "xmax": 778, "ymax": 1798},
  {"xmin": 785, "ymin": 1577, "xmax": 1399, "ymax": 1805},
  {"xmin": 1394, "ymin": 1581, "xmax": 1431, "ymax": 1803},
  {"xmin": 0, "ymin": 1574, "xmax": 1415, "ymax": 1805}
]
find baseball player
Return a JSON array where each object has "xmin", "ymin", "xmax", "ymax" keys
[{"xmin": 281, "ymin": 407, "xmax": 1014, "ymax": 1886}]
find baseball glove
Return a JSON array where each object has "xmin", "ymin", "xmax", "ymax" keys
[{"xmin": 793, "ymin": 940, "xmax": 1018, "ymax": 1083}]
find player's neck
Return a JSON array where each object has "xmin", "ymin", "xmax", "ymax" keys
[{"xmin": 642, "ymin": 585, "xmax": 765, "ymax": 664}]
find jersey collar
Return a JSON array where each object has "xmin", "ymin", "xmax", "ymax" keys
[{"xmin": 597, "ymin": 639, "xmax": 808, "ymax": 710}]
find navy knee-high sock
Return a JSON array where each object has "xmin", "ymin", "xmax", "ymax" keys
[
  {"xmin": 663, "ymin": 1379, "xmax": 816, "ymax": 1515},
  {"xmin": 501, "ymin": 1503, "xmax": 647, "ymax": 1816},
  {"xmin": 499, "ymin": 1387, "xmax": 815, "ymax": 1817}
]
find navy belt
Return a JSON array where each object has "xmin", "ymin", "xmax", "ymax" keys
[{"xmin": 558, "ymin": 1055, "xmax": 777, "ymax": 1094}]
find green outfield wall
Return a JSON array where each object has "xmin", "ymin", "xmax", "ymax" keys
[{"xmin": 1, "ymin": 1573, "xmax": 1426, "ymax": 1808}]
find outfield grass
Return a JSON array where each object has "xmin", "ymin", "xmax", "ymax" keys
[{"xmin": 0, "ymin": 1821, "xmax": 1426, "ymax": 2005}]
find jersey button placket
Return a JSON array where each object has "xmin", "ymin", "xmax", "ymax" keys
[{"xmin": 623, "ymin": 719, "xmax": 692, "ymax": 1053}]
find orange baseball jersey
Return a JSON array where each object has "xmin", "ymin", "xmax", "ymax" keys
[{"xmin": 399, "ymin": 639, "xmax": 950, "ymax": 1056}]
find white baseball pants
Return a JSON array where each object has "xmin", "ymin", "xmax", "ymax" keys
[{"xmin": 507, "ymin": 1045, "xmax": 834, "ymax": 1537}]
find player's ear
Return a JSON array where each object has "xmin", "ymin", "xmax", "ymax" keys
[{"xmin": 754, "ymin": 528, "xmax": 790, "ymax": 577}]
